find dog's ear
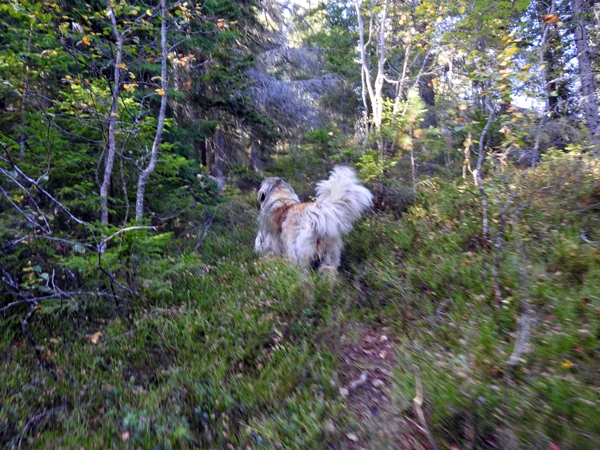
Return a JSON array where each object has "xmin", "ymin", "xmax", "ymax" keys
[
  {"xmin": 257, "ymin": 178, "xmax": 276, "ymax": 203},
  {"xmin": 257, "ymin": 177, "xmax": 287, "ymax": 204}
]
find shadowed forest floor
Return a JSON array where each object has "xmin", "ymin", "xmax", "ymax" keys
[{"xmin": 2, "ymin": 153, "xmax": 600, "ymax": 449}]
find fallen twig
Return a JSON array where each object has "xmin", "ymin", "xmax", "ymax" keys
[
  {"xmin": 18, "ymin": 406, "xmax": 66, "ymax": 450},
  {"xmin": 413, "ymin": 365, "xmax": 438, "ymax": 450}
]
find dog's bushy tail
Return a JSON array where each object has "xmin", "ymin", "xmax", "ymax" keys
[{"xmin": 314, "ymin": 166, "xmax": 373, "ymax": 235}]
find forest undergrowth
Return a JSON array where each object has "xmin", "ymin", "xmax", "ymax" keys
[{"xmin": 2, "ymin": 149, "xmax": 600, "ymax": 449}]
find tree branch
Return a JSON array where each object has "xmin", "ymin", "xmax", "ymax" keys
[{"xmin": 0, "ymin": 142, "xmax": 86, "ymax": 226}]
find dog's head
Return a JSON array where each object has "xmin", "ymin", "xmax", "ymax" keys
[{"xmin": 257, "ymin": 177, "xmax": 300, "ymax": 208}]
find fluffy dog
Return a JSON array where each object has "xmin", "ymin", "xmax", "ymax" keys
[{"xmin": 254, "ymin": 166, "xmax": 373, "ymax": 271}]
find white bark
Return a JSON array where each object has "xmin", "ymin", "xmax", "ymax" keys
[
  {"xmin": 135, "ymin": 0, "xmax": 169, "ymax": 220},
  {"xmin": 475, "ymin": 98, "xmax": 495, "ymax": 242},
  {"xmin": 372, "ymin": 0, "xmax": 388, "ymax": 138},
  {"xmin": 100, "ymin": 0, "xmax": 124, "ymax": 226},
  {"xmin": 354, "ymin": 0, "xmax": 388, "ymax": 144},
  {"xmin": 354, "ymin": 0, "xmax": 374, "ymax": 142}
]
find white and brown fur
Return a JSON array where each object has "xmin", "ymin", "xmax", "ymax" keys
[{"xmin": 254, "ymin": 166, "xmax": 373, "ymax": 271}]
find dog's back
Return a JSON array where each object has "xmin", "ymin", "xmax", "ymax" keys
[{"xmin": 255, "ymin": 167, "xmax": 372, "ymax": 269}]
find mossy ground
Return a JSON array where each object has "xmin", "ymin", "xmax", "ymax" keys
[{"xmin": 2, "ymin": 152, "xmax": 600, "ymax": 449}]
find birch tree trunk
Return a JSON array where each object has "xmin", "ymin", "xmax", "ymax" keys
[
  {"xmin": 571, "ymin": 0, "xmax": 600, "ymax": 149},
  {"xmin": 354, "ymin": 0, "xmax": 388, "ymax": 149},
  {"xmin": 372, "ymin": 0, "xmax": 388, "ymax": 145},
  {"xmin": 135, "ymin": 0, "xmax": 168, "ymax": 220},
  {"xmin": 101, "ymin": 1, "xmax": 124, "ymax": 226},
  {"xmin": 354, "ymin": 0, "xmax": 375, "ymax": 144}
]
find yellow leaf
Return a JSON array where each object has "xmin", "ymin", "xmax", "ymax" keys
[
  {"xmin": 541, "ymin": 14, "xmax": 558, "ymax": 23},
  {"xmin": 81, "ymin": 36, "xmax": 91, "ymax": 46},
  {"xmin": 146, "ymin": 9, "xmax": 152, "ymax": 16},
  {"xmin": 117, "ymin": 62, "xmax": 127, "ymax": 69},
  {"xmin": 90, "ymin": 331, "xmax": 102, "ymax": 344},
  {"xmin": 521, "ymin": 63, "xmax": 531, "ymax": 71},
  {"xmin": 155, "ymin": 88, "xmax": 166, "ymax": 96},
  {"xmin": 458, "ymin": 104, "xmax": 468, "ymax": 111},
  {"xmin": 561, "ymin": 359, "xmax": 574, "ymax": 369},
  {"xmin": 503, "ymin": 46, "xmax": 519, "ymax": 58},
  {"xmin": 458, "ymin": 6, "xmax": 465, "ymax": 14}
]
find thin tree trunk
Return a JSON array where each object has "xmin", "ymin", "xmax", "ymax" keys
[
  {"xmin": 539, "ymin": 0, "xmax": 569, "ymax": 118},
  {"xmin": 571, "ymin": 0, "xmax": 600, "ymax": 149},
  {"xmin": 101, "ymin": 1, "xmax": 124, "ymax": 227},
  {"xmin": 19, "ymin": 27, "xmax": 32, "ymax": 156},
  {"xmin": 135, "ymin": 0, "xmax": 168, "ymax": 220},
  {"xmin": 418, "ymin": 75, "xmax": 437, "ymax": 128},
  {"xmin": 354, "ymin": 0, "xmax": 374, "ymax": 144},
  {"xmin": 372, "ymin": 0, "xmax": 388, "ymax": 148},
  {"xmin": 476, "ymin": 99, "xmax": 495, "ymax": 243},
  {"xmin": 391, "ymin": 43, "xmax": 412, "ymax": 123},
  {"xmin": 354, "ymin": 0, "xmax": 388, "ymax": 148}
]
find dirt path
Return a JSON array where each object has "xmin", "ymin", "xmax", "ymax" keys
[{"xmin": 336, "ymin": 322, "xmax": 430, "ymax": 450}]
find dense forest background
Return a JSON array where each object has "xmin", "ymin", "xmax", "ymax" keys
[{"xmin": 1, "ymin": 0, "xmax": 600, "ymax": 448}]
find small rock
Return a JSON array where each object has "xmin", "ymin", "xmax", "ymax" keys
[
  {"xmin": 339, "ymin": 387, "xmax": 349, "ymax": 397},
  {"xmin": 346, "ymin": 432, "xmax": 359, "ymax": 442},
  {"xmin": 372, "ymin": 378, "xmax": 384, "ymax": 388},
  {"xmin": 325, "ymin": 420, "xmax": 336, "ymax": 433}
]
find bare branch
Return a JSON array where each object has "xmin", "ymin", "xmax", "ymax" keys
[
  {"xmin": 0, "ymin": 180, "xmax": 50, "ymax": 233},
  {"xmin": 194, "ymin": 213, "xmax": 215, "ymax": 253},
  {"xmin": 11, "ymin": 235, "xmax": 96, "ymax": 250},
  {"xmin": 0, "ymin": 142, "xmax": 86, "ymax": 226},
  {"xmin": 100, "ymin": 226, "xmax": 158, "ymax": 245}
]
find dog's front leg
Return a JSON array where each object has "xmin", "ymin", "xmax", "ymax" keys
[{"xmin": 254, "ymin": 230, "xmax": 265, "ymax": 253}]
